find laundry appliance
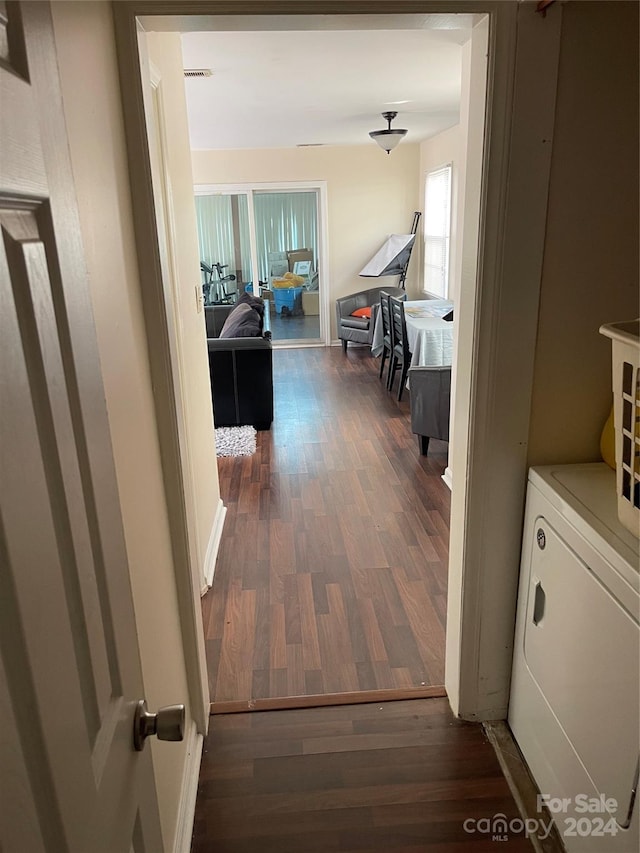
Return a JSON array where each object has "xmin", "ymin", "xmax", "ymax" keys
[{"xmin": 509, "ymin": 463, "xmax": 639, "ymax": 852}]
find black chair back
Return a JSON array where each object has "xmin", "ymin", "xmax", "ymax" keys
[
  {"xmin": 378, "ymin": 291, "xmax": 394, "ymax": 386},
  {"xmin": 390, "ymin": 296, "xmax": 409, "ymax": 360},
  {"xmin": 389, "ymin": 295, "xmax": 411, "ymax": 401},
  {"xmin": 380, "ymin": 291, "xmax": 392, "ymax": 347}
]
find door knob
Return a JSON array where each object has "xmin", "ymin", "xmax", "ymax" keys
[{"xmin": 133, "ymin": 699, "xmax": 185, "ymax": 751}]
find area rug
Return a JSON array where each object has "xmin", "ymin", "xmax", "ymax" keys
[{"xmin": 215, "ymin": 425, "xmax": 257, "ymax": 457}]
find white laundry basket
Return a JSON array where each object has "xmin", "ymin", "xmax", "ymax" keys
[{"xmin": 599, "ymin": 319, "xmax": 640, "ymax": 537}]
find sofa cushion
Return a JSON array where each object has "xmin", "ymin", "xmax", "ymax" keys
[
  {"xmin": 340, "ymin": 316, "xmax": 370, "ymax": 331},
  {"xmin": 219, "ymin": 303, "xmax": 262, "ymax": 338}
]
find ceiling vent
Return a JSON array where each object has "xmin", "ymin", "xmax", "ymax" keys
[{"xmin": 183, "ymin": 68, "xmax": 212, "ymax": 78}]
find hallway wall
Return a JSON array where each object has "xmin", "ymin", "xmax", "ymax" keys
[{"xmin": 527, "ymin": 0, "xmax": 639, "ymax": 465}]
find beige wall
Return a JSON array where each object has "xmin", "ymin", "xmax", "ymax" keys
[
  {"xmin": 146, "ymin": 31, "xmax": 220, "ymax": 589},
  {"xmin": 457, "ymin": 17, "xmax": 487, "ymax": 318},
  {"xmin": 51, "ymin": 3, "xmax": 194, "ymax": 849},
  {"xmin": 191, "ymin": 144, "xmax": 421, "ymax": 337},
  {"xmin": 527, "ymin": 0, "xmax": 639, "ymax": 465},
  {"xmin": 419, "ymin": 17, "xmax": 488, "ymax": 497}
]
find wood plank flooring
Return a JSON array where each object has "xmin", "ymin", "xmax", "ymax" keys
[
  {"xmin": 191, "ymin": 698, "xmax": 535, "ymax": 852},
  {"xmin": 202, "ymin": 347, "xmax": 451, "ymax": 704}
]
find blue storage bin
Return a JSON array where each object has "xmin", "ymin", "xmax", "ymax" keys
[{"xmin": 273, "ymin": 286, "xmax": 303, "ymax": 314}]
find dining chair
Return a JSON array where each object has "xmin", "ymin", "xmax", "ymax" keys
[
  {"xmin": 408, "ymin": 365, "xmax": 451, "ymax": 455},
  {"xmin": 378, "ymin": 291, "xmax": 395, "ymax": 389},
  {"xmin": 388, "ymin": 295, "xmax": 411, "ymax": 401}
]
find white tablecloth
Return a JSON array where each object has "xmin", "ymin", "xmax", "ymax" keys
[{"xmin": 371, "ymin": 299, "xmax": 454, "ymax": 367}]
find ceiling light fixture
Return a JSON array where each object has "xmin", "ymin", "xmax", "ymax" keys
[{"xmin": 369, "ymin": 111, "xmax": 407, "ymax": 155}]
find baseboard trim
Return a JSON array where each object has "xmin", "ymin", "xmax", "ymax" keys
[
  {"xmin": 331, "ymin": 339, "xmax": 371, "ymax": 348},
  {"xmin": 442, "ymin": 466, "xmax": 453, "ymax": 490},
  {"xmin": 272, "ymin": 341, "xmax": 325, "ymax": 350},
  {"xmin": 211, "ymin": 684, "xmax": 447, "ymax": 715},
  {"xmin": 201, "ymin": 499, "xmax": 226, "ymax": 595},
  {"xmin": 173, "ymin": 721, "xmax": 203, "ymax": 853},
  {"xmin": 484, "ymin": 721, "xmax": 565, "ymax": 853}
]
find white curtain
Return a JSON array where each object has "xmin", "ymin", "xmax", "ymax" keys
[
  {"xmin": 195, "ymin": 190, "xmax": 318, "ymax": 286},
  {"xmin": 194, "ymin": 194, "xmax": 252, "ymax": 283},
  {"xmin": 253, "ymin": 192, "xmax": 318, "ymax": 282}
]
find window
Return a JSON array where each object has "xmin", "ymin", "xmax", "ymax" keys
[
  {"xmin": 194, "ymin": 188, "xmax": 319, "ymax": 289},
  {"xmin": 423, "ymin": 164, "xmax": 452, "ymax": 298}
]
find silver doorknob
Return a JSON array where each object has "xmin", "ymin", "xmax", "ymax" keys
[{"xmin": 133, "ymin": 699, "xmax": 185, "ymax": 751}]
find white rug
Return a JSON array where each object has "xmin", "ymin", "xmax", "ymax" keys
[{"xmin": 215, "ymin": 425, "xmax": 257, "ymax": 457}]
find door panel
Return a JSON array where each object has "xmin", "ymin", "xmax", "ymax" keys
[
  {"xmin": 523, "ymin": 516, "xmax": 639, "ymax": 821},
  {"xmin": 2, "ymin": 207, "xmax": 115, "ymax": 745},
  {"xmin": 0, "ymin": 3, "xmax": 163, "ymax": 850},
  {"xmin": 0, "ymin": 644, "xmax": 47, "ymax": 853}
]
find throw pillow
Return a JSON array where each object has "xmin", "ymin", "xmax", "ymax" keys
[
  {"xmin": 237, "ymin": 290, "xmax": 265, "ymax": 320},
  {"xmin": 219, "ymin": 303, "xmax": 262, "ymax": 338},
  {"xmin": 351, "ymin": 307, "xmax": 372, "ymax": 319}
]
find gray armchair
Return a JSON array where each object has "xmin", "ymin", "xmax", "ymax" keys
[
  {"xmin": 335, "ymin": 285, "xmax": 405, "ymax": 352},
  {"xmin": 409, "ymin": 365, "xmax": 451, "ymax": 455}
]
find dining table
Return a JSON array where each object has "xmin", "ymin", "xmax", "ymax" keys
[{"xmin": 371, "ymin": 298, "xmax": 454, "ymax": 368}]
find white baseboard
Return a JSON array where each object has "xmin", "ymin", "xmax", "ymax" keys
[
  {"xmin": 202, "ymin": 499, "xmax": 226, "ymax": 595},
  {"xmin": 442, "ymin": 466, "xmax": 453, "ymax": 490},
  {"xmin": 173, "ymin": 720, "xmax": 203, "ymax": 853}
]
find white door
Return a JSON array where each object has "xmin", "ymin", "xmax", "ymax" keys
[{"xmin": 0, "ymin": 3, "xmax": 165, "ymax": 850}]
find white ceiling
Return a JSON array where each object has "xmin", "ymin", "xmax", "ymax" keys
[{"xmin": 180, "ymin": 17, "xmax": 472, "ymax": 151}]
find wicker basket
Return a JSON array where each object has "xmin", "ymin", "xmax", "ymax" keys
[{"xmin": 599, "ymin": 319, "xmax": 640, "ymax": 537}]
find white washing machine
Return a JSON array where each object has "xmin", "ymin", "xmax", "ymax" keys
[{"xmin": 509, "ymin": 463, "xmax": 639, "ymax": 853}]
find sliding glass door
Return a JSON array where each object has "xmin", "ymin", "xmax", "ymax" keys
[
  {"xmin": 194, "ymin": 184, "xmax": 324, "ymax": 345},
  {"xmin": 195, "ymin": 193, "xmax": 252, "ymax": 305}
]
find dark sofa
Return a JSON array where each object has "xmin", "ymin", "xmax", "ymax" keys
[{"xmin": 205, "ymin": 300, "xmax": 273, "ymax": 431}]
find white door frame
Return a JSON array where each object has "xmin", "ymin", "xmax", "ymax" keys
[
  {"xmin": 194, "ymin": 180, "xmax": 330, "ymax": 344},
  {"xmin": 115, "ymin": 18, "xmax": 211, "ymax": 734},
  {"xmin": 113, "ymin": 0, "xmax": 563, "ymax": 722},
  {"xmin": 149, "ymin": 60, "xmax": 204, "ymax": 590},
  {"xmin": 444, "ymin": 2, "xmax": 562, "ymax": 718}
]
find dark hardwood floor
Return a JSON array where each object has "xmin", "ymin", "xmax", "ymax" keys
[
  {"xmin": 191, "ymin": 698, "xmax": 534, "ymax": 852},
  {"xmin": 202, "ymin": 346, "xmax": 451, "ymax": 706},
  {"xmin": 270, "ymin": 310, "xmax": 320, "ymax": 341}
]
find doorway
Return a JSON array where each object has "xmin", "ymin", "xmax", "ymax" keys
[
  {"xmin": 124, "ymin": 8, "xmax": 486, "ymax": 712},
  {"xmin": 194, "ymin": 182, "xmax": 329, "ymax": 345},
  {"xmin": 115, "ymin": 0, "xmax": 562, "ymax": 723}
]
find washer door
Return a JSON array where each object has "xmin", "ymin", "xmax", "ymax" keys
[{"xmin": 524, "ymin": 516, "xmax": 639, "ymax": 824}]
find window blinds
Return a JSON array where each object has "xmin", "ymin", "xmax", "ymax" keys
[{"xmin": 424, "ymin": 165, "xmax": 452, "ymax": 298}]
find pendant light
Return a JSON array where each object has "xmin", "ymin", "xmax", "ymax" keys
[{"xmin": 369, "ymin": 111, "xmax": 407, "ymax": 154}]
